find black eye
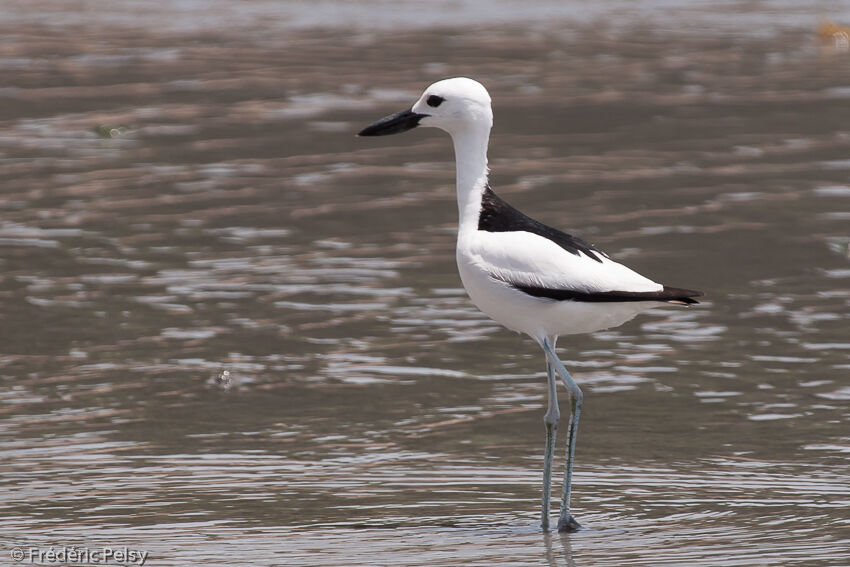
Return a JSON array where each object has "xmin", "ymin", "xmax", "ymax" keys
[{"xmin": 426, "ymin": 95, "xmax": 445, "ymax": 108}]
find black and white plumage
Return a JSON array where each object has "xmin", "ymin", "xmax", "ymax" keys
[
  {"xmin": 359, "ymin": 77, "xmax": 702, "ymax": 532},
  {"xmin": 479, "ymin": 184, "xmax": 700, "ymax": 304}
]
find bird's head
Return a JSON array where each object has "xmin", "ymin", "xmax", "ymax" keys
[{"xmin": 358, "ymin": 77, "xmax": 493, "ymax": 139}]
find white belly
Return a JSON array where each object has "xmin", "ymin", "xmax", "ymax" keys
[{"xmin": 456, "ymin": 246, "xmax": 658, "ymax": 342}]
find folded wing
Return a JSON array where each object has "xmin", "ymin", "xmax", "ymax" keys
[{"xmin": 467, "ymin": 230, "xmax": 701, "ymax": 304}]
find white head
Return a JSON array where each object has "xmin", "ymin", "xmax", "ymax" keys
[
  {"xmin": 359, "ymin": 77, "xmax": 493, "ymax": 139},
  {"xmin": 411, "ymin": 77, "xmax": 493, "ymax": 135}
]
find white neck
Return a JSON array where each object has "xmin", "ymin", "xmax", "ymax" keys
[{"xmin": 450, "ymin": 126, "xmax": 491, "ymax": 237}]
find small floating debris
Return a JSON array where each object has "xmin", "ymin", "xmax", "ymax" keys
[
  {"xmin": 216, "ymin": 368, "xmax": 233, "ymax": 390},
  {"xmin": 205, "ymin": 367, "xmax": 235, "ymax": 391},
  {"xmin": 93, "ymin": 123, "xmax": 129, "ymax": 138}
]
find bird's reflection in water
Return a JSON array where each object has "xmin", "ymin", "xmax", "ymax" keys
[{"xmin": 543, "ymin": 531, "xmax": 575, "ymax": 567}]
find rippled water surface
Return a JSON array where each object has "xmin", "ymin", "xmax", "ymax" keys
[{"xmin": 1, "ymin": 2, "xmax": 849, "ymax": 566}]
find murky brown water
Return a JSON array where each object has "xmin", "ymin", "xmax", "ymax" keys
[{"xmin": 1, "ymin": 2, "xmax": 849, "ymax": 566}]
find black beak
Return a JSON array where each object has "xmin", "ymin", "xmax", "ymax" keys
[{"xmin": 357, "ymin": 109, "xmax": 427, "ymax": 137}]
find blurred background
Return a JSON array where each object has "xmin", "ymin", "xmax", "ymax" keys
[{"xmin": 1, "ymin": 1, "xmax": 848, "ymax": 566}]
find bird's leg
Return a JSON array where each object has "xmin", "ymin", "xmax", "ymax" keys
[
  {"xmin": 542, "ymin": 338, "xmax": 583, "ymax": 533},
  {"xmin": 541, "ymin": 359, "xmax": 559, "ymax": 531}
]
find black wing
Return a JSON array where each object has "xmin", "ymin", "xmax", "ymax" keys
[
  {"xmin": 478, "ymin": 185, "xmax": 703, "ymax": 304},
  {"xmin": 478, "ymin": 185, "xmax": 605, "ymax": 263}
]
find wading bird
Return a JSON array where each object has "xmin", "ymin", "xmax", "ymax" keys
[{"xmin": 358, "ymin": 77, "xmax": 702, "ymax": 532}]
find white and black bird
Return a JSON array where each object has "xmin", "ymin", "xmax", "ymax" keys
[{"xmin": 358, "ymin": 77, "xmax": 702, "ymax": 532}]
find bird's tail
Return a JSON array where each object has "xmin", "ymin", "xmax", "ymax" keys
[{"xmin": 661, "ymin": 286, "xmax": 703, "ymax": 305}]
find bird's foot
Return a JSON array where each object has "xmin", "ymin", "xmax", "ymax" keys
[{"xmin": 557, "ymin": 515, "xmax": 581, "ymax": 533}]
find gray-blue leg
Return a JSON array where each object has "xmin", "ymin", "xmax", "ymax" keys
[
  {"xmin": 541, "ymin": 360, "xmax": 559, "ymax": 530},
  {"xmin": 542, "ymin": 338, "xmax": 583, "ymax": 532}
]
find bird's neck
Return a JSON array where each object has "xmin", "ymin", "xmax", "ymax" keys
[{"xmin": 451, "ymin": 127, "xmax": 490, "ymax": 237}]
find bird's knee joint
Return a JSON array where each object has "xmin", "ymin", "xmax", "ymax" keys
[{"xmin": 571, "ymin": 389, "xmax": 584, "ymax": 409}]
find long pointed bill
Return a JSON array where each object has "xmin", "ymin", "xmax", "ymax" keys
[{"xmin": 358, "ymin": 109, "xmax": 427, "ymax": 136}]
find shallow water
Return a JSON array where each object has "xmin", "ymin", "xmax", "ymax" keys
[{"xmin": 1, "ymin": 2, "xmax": 849, "ymax": 566}]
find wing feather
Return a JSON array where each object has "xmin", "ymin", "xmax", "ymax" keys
[{"xmin": 467, "ymin": 230, "xmax": 664, "ymax": 297}]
